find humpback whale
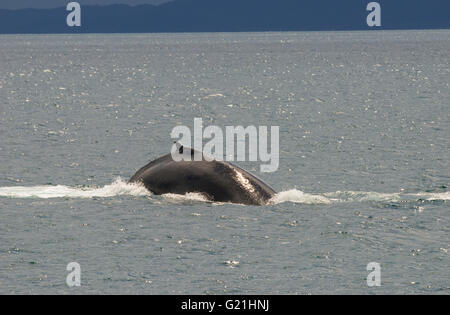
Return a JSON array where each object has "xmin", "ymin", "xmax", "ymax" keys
[{"xmin": 129, "ymin": 146, "xmax": 276, "ymax": 205}]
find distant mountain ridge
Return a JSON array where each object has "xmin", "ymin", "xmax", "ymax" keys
[{"xmin": 0, "ymin": 0, "xmax": 449, "ymax": 34}]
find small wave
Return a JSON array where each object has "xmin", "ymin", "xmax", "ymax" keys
[
  {"xmin": 270, "ymin": 189, "xmax": 333, "ymax": 205},
  {"xmin": 0, "ymin": 178, "xmax": 150, "ymax": 199},
  {"xmin": 206, "ymin": 93, "xmax": 225, "ymax": 98}
]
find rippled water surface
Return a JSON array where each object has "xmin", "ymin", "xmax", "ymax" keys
[{"xmin": 0, "ymin": 31, "xmax": 449, "ymax": 294}]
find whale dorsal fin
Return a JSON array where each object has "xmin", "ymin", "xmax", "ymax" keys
[
  {"xmin": 174, "ymin": 142, "xmax": 184, "ymax": 154},
  {"xmin": 174, "ymin": 142, "xmax": 195, "ymax": 157}
]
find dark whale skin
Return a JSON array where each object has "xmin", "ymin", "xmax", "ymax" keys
[{"xmin": 129, "ymin": 150, "xmax": 276, "ymax": 205}]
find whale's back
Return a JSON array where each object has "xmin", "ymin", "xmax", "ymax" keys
[{"xmin": 129, "ymin": 152, "xmax": 276, "ymax": 205}]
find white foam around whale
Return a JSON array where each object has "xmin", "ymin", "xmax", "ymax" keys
[
  {"xmin": 0, "ymin": 179, "xmax": 448, "ymax": 204},
  {"xmin": 415, "ymin": 192, "xmax": 450, "ymax": 201},
  {"xmin": 161, "ymin": 192, "xmax": 211, "ymax": 203}
]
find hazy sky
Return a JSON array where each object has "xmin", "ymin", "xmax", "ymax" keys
[{"xmin": 0, "ymin": 0, "xmax": 172, "ymax": 10}]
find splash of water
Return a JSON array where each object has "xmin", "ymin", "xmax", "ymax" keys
[
  {"xmin": 270, "ymin": 189, "xmax": 333, "ymax": 205},
  {"xmin": 0, "ymin": 178, "xmax": 150, "ymax": 199}
]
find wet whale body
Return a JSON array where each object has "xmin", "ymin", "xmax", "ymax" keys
[{"xmin": 129, "ymin": 147, "xmax": 276, "ymax": 205}]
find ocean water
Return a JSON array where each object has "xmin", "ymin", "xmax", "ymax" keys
[{"xmin": 0, "ymin": 31, "xmax": 448, "ymax": 294}]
